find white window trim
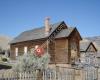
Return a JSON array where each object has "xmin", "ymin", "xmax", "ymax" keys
[
  {"xmin": 15, "ymin": 47, "xmax": 18, "ymax": 57},
  {"xmin": 24, "ymin": 46, "xmax": 28, "ymax": 55}
]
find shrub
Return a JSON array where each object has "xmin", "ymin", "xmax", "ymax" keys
[
  {"xmin": 13, "ymin": 51, "xmax": 50, "ymax": 72},
  {"xmin": 0, "ymin": 56, "xmax": 2, "ymax": 62},
  {"xmin": 2, "ymin": 58, "xmax": 8, "ymax": 62},
  {"xmin": 0, "ymin": 64, "xmax": 12, "ymax": 69}
]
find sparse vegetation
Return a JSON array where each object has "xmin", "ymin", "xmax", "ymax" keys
[
  {"xmin": 13, "ymin": 49, "xmax": 50, "ymax": 72},
  {"xmin": 2, "ymin": 57, "xmax": 8, "ymax": 62},
  {"xmin": 0, "ymin": 55, "xmax": 9, "ymax": 62},
  {"xmin": 0, "ymin": 55, "xmax": 11, "ymax": 69}
]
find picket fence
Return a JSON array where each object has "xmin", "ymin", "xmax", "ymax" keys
[
  {"xmin": 0, "ymin": 68, "xmax": 75, "ymax": 80},
  {"xmin": 0, "ymin": 67, "xmax": 100, "ymax": 80}
]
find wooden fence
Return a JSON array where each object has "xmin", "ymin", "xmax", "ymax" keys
[{"xmin": 0, "ymin": 67, "xmax": 100, "ymax": 80}]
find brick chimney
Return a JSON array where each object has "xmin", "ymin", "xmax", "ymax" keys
[{"xmin": 45, "ymin": 17, "xmax": 51, "ymax": 36}]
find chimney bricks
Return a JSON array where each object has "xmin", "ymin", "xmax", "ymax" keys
[{"xmin": 45, "ymin": 17, "xmax": 51, "ymax": 36}]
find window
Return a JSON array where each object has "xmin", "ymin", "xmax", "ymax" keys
[
  {"xmin": 24, "ymin": 46, "xmax": 28, "ymax": 54},
  {"xmin": 15, "ymin": 47, "xmax": 18, "ymax": 57}
]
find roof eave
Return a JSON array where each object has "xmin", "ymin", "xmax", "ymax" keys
[{"xmin": 10, "ymin": 37, "xmax": 47, "ymax": 44}]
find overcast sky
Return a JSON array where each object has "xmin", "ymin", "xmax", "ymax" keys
[{"xmin": 0, "ymin": 0, "xmax": 100, "ymax": 38}]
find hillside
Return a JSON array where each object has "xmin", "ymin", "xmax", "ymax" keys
[{"xmin": 0, "ymin": 35, "xmax": 12, "ymax": 51}]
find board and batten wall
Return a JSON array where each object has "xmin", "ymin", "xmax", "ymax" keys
[
  {"xmin": 10, "ymin": 39, "xmax": 45, "ymax": 59},
  {"xmin": 55, "ymin": 38, "xmax": 69, "ymax": 64},
  {"xmin": 10, "ymin": 38, "xmax": 70, "ymax": 64}
]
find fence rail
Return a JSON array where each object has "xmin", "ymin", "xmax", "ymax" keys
[{"xmin": 0, "ymin": 67, "xmax": 100, "ymax": 80}]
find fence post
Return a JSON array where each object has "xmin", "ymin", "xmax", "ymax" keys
[
  {"xmin": 43, "ymin": 70, "xmax": 45, "ymax": 80},
  {"xmin": 16, "ymin": 71, "xmax": 19, "ymax": 80},
  {"xmin": 55, "ymin": 69, "xmax": 56, "ymax": 80},
  {"xmin": 96, "ymin": 67, "xmax": 98, "ymax": 80},
  {"xmin": 45, "ymin": 70, "xmax": 46, "ymax": 80},
  {"xmin": 73, "ymin": 68, "xmax": 75, "ymax": 80},
  {"xmin": 2, "ymin": 73, "xmax": 4, "ymax": 80}
]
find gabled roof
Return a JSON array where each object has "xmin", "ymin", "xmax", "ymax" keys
[
  {"xmin": 80, "ymin": 41, "xmax": 97, "ymax": 52},
  {"xmin": 55, "ymin": 27, "xmax": 74, "ymax": 38},
  {"xmin": 10, "ymin": 21, "xmax": 78, "ymax": 44}
]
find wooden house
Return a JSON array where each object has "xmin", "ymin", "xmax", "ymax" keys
[
  {"xmin": 80, "ymin": 41, "xmax": 97, "ymax": 63},
  {"xmin": 10, "ymin": 19, "xmax": 82, "ymax": 67}
]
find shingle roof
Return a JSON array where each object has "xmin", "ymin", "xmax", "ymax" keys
[
  {"xmin": 10, "ymin": 21, "xmax": 75, "ymax": 44},
  {"xmin": 55, "ymin": 27, "xmax": 74, "ymax": 38}
]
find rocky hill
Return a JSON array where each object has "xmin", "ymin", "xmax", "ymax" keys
[{"xmin": 0, "ymin": 35, "xmax": 12, "ymax": 51}]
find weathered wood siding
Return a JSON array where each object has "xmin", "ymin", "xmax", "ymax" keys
[
  {"xmin": 10, "ymin": 38, "xmax": 69, "ymax": 64},
  {"xmin": 55, "ymin": 38, "xmax": 69, "ymax": 63},
  {"xmin": 10, "ymin": 37, "xmax": 80, "ymax": 64},
  {"xmin": 10, "ymin": 39, "xmax": 46, "ymax": 59},
  {"xmin": 68, "ymin": 29, "xmax": 80, "ymax": 63},
  {"xmin": 49, "ymin": 40, "xmax": 55, "ymax": 63}
]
